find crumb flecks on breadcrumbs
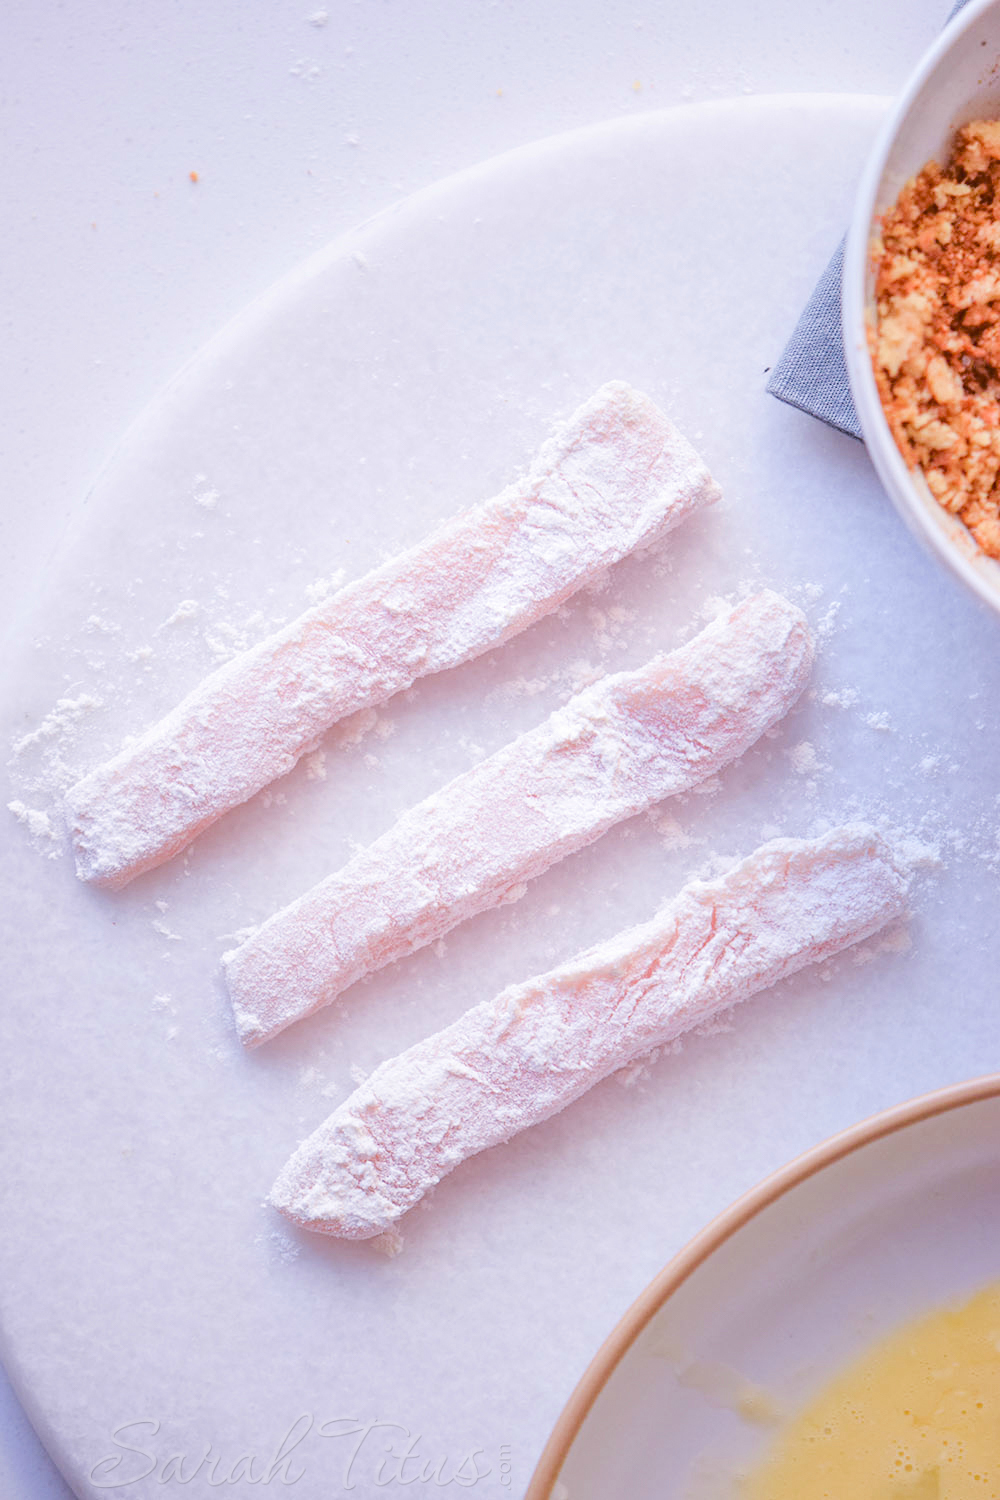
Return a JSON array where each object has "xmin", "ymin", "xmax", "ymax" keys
[{"xmin": 872, "ymin": 118, "xmax": 1000, "ymax": 559}]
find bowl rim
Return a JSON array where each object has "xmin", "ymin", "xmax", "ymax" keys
[
  {"xmin": 842, "ymin": 0, "xmax": 1000, "ymax": 616},
  {"xmin": 525, "ymin": 1070, "xmax": 1000, "ymax": 1499}
]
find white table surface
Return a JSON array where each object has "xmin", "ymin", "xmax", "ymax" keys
[{"xmin": 0, "ymin": 2, "xmax": 956, "ymax": 1495}]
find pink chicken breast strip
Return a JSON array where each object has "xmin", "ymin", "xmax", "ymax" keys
[
  {"xmin": 271, "ymin": 824, "xmax": 909, "ymax": 1239},
  {"xmin": 64, "ymin": 382, "xmax": 720, "ymax": 889},
  {"xmin": 225, "ymin": 590, "xmax": 814, "ymax": 1046}
]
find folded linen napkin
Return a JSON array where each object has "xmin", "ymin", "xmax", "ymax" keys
[
  {"xmin": 766, "ymin": 0, "xmax": 969, "ymax": 438},
  {"xmin": 766, "ymin": 238, "xmax": 860, "ymax": 438}
]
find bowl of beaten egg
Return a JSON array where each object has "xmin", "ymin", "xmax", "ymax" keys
[
  {"xmin": 528, "ymin": 1075, "xmax": 1000, "ymax": 1498},
  {"xmin": 843, "ymin": 0, "xmax": 1000, "ymax": 615}
]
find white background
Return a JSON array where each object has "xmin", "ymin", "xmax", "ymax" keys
[{"xmin": 0, "ymin": 2, "xmax": 951, "ymax": 1494}]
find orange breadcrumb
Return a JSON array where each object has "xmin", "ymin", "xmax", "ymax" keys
[{"xmin": 872, "ymin": 119, "xmax": 1000, "ymax": 558}]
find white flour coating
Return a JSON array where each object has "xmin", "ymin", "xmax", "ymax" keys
[
  {"xmin": 63, "ymin": 382, "xmax": 720, "ymax": 889},
  {"xmin": 270, "ymin": 824, "xmax": 909, "ymax": 1239},
  {"xmin": 225, "ymin": 590, "xmax": 814, "ymax": 1046}
]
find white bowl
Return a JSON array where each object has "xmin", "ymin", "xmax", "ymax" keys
[
  {"xmin": 843, "ymin": 0, "xmax": 1000, "ymax": 614},
  {"xmin": 528, "ymin": 1075, "xmax": 1000, "ymax": 1499}
]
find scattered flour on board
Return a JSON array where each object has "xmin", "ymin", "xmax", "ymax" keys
[
  {"xmin": 11, "ymin": 693, "xmax": 103, "ymax": 760},
  {"xmin": 587, "ymin": 604, "xmax": 637, "ymax": 654},
  {"xmin": 887, "ymin": 830, "xmax": 941, "ymax": 874},
  {"xmin": 203, "ymin": 610, "xmax": 273, "ymax": 663},
  {"xmin": 616, "ymin": 1046, "xmax": 665, "ymax": 1089},
  {"xmin": 370, "ymin": 1227, "xmax": 405, "ymax": 1258},
  {"xmin": 304, "ymin": 749, "xmax": 327, "ymax": 781},
  {"xmin": 7, "ymin": 692, "xmax": 107, "ymax": 859},
  {"xmin": 161, "ymin": 599, "xmax": 200, "ymax": 628},
  {"xmin": 487, "ymin": 675, "xmax": 552, "ymax": 704},
  {"xmin": 192, "ymin": 474, "xmax": 220, "ymax": 511},
  {"xmin": 216, "ymin": 925, "xmax": 259, "ymax": 947},
  {"xmin": 7, "ymin": 800, "xmax": 60, "ymax": 856},
  {"xmin": 84, "ymin": 615, "xmax": 120, "ymax": 636},
  {"xmin": 564, "ymin": 658, "xmax": 606, "ymax": 692},
  {"xmin": 820, "ymin": 686, "xmax": 860, "ymax": 710},
  {"xmin": 853, "ymin": 922, "xmax": 913, "ymax": 965},
  {"xmin": 697, "ymin": 594, "xmax": 733, "ymax": 624},
  {"xmin": 304, "ymin": 570, "xmax": 346, "ymax": 605},
  {"xmin": 788, "ymin": 741, "xmax": 824, "ymax": 775},
  {"xmin": 796, "ymin": 581, "xmax": 825, "ymax": 605},
  {"xmin": 254, "ymin": 1228, "xmax": 301, "ymax": 1264},
  {"xmin": 325, "ymin": 706, "xmax": 392, "ymax": 751},
  {"xmin": 649, "ymin": 810, "xmax": 700, "ymax": 851},
  {"xmin": 256, "ymin": 788, "xmax": 288, "ymax": 810},
  {"xmin": 815, "ymin": 600, "xmax": 842, "ymax": 640},
  {"xmin": 290, "ymin": 57, "xmax": 323, "ymax": 82}
]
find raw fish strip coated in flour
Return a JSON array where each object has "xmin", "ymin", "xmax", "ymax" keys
[
  {"xmin": 225, "ymin": 591, "xmax": 814, "ymax": 1046},
  {"xmin": 271, "ymin": 825, "xmax": 909, "ymax": 1239},
  {"xmin": 64, "ymin": 382, "xmax": 720, "ymax": 888}
]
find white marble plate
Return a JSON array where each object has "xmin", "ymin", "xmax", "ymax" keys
[{"xmin": 5, "ymin": 94, "xmax": 998, "ymax": 1500}]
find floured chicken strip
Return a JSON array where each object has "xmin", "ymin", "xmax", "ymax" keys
[
  {"xmin": 65, "ymin": 382, "xmax": 720, "ymax": 888},
  {"xmin": 271, "ymin": 824, "xmax": 909, "ymax": 1239},
  {"xmin": 225, "ymin": 591, "xmax": 813, "ymax": 1046}
]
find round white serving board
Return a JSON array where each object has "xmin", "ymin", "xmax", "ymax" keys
[{"xmin": 3, "ymin": 95, "xmax": 999, "ymax": 1500}]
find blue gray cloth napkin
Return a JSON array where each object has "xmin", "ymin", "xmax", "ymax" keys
[
  {"xmin": 767, "ymin": 0, "xmax": 969, "ymax": 437},
  {"xmin": 766, "ymin": 238, "xmax": 861, "ymax": 438}
]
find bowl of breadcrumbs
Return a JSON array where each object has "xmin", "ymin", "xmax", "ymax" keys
[{"xmin": 844, "ymin": 0, "xmax": 1000, "ymax": 612}]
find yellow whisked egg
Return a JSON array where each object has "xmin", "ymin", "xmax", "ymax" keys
[{"xmin": 742, "ymin": 1282, "xmax": 1000, "ymax": 1499}]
